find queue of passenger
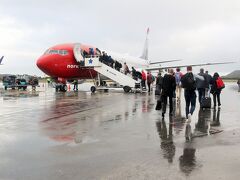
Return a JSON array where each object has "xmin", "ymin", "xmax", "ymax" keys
[
  {"xmin": 156, "ymin": 66, "xmax": 225, "ymax": 121},
  {"xmin": 83, "ymin": 48, "xmax": 150, "ymax": 88}
]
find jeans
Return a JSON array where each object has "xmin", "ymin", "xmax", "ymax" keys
[
  {"xmin": 162, "ymin": 95, "xmax": 173, "ymax": 115},
  {"xmin": 198, "ymin": 88, "xmax": 205, "ymax": 104},
  {"xmin": 184, "ymin": 90, "xmax": 197, "ymax": 118},
  {"xmin": 213, "ymin": 92, "xmax": 221, "ymax": 106},
  {"xmin": 147, "ymin": 83, "xmax": 151, "ymax": 92}
]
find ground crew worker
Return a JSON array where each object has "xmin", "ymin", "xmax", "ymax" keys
[
  {"xmin": 30, "ymin": 76, "xmax": 38, "ymax": 91},
  {"xmin": 73, "ymin": 80, "xmax": 78, "ymax": 91}
]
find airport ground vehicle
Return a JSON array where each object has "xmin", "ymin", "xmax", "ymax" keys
[
  {"xmin": 3, "ymin": 75, "xmax": 27, "ymax": 90},
  {"xmin": 2, "ymin": 75, "xmax": 37, "ymax": 90}
]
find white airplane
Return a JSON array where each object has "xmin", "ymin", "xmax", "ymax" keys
[
  {"xmin": 103, "ymin": 29, "xmax": 234, "ymax": 72},
  {"xmin": 36, "ymin": 29, "xmax": 235, "ymax": 92}
]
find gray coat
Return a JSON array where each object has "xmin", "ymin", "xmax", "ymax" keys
[{"xmin": 196, "ymin": 72, "xmax": 207, "ymax": 89}]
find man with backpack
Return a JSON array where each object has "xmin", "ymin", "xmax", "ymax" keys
[
  {"xmin": 196, "ymin": 68, "xmax": 207, "ymax": 105},
  {"xmin": 181, "ymin": 66, "xmax": 204, "ymax": 120},
  {"xmin": 205, "ymin": 70, "xmax": 212, "ymax": 94}
]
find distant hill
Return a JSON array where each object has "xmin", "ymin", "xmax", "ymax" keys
[{"xmin": 222, "ymin": 70, "xmax": 240, "ymax": 79}]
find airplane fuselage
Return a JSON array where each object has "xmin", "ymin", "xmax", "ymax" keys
[
  {"xmin": 36, "ymin": 43, "xmax": 149, "ymax": 81},
  {"xmin": 37, "ymin": 43, "xmax": 98, "ymax": 80}
]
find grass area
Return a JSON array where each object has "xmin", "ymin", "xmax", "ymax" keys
[{"xmin": 222, "ymin": 78, "xmax": 239, "ymax": 82}]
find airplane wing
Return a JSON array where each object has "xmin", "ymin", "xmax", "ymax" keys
[
  {"xmin": 0, "ymin": 56, "xmax": 4, "ymax": 65},
  {"xmin": 149, "ymin": 59, "xmax": 181, "ymax": 65},
  {"xmin": 145, "ymin": 61, "xmax": 236, "ymax": 71}
]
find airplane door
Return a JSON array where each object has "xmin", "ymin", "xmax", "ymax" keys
[{"xmin": 73, "ymin": 43, "xmax": 84, "ymax": 64}]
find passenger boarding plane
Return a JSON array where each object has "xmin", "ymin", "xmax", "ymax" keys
[
  {"xmin": 0, "ymin": 56, "xmax": 4, "ymax": 65},
  {"xmin": 36, "ymin": 29, "xmax": 234, "ymax": 92}
]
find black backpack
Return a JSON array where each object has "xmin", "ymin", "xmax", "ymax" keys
[{"xmin": 181, "ymin": 73, "xmax": 196, "ymax": 90}]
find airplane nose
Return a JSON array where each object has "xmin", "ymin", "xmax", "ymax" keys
[
  {"xmin": 36, "ymin": 57, "xmax": 44, "ymax": 69},
  {"xmin": 36, "ymin": 56, "xmax": 49, "ymax": 73}
]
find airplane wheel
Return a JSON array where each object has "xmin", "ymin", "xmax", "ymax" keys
[
  {"xmin": 55, "ymin": 86, "xmax": 59, "ymax": 92},
  {"xmin": 62, "ymin": 85, "xmax": 67, "ymax": 92},
  {"xmin": 90, "ymin": 86, "xmax": 96, "ymax": 93},
  {"xmin": 123, "ymin": 86, "xmax": 131, "ymax": 93}
]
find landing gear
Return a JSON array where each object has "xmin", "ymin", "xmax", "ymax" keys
[
  {"xmin": 123, "ymin": 86, "xmax": 131, "ymax": 93},
  {"xmin": 55, "ymin": 84, "xmax": 67, "ymax": 92},
  {"xmin": 90, "ymin": 86, "xmax": 96, "ymax": 93},
  {"xmin": 55, "ymin": 85, "xmax": 59, "ymax": 92},
  {"xmin": 62, "ymin": 85, "xmax": 67, "ymax": 92}
]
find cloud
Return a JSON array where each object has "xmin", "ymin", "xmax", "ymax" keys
[{"xmin": 0, "ymin": 0, "xmax": 239, "ymax": 75}]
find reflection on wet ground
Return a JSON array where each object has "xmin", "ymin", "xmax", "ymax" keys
[{"xmin": 0, "ymin": 82, "xmax": 240, "ymax": 180}]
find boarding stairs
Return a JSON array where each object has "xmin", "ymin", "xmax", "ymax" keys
[{"xmin": 84, "ymin": 56, "xmax": 140, "ymax": 92}]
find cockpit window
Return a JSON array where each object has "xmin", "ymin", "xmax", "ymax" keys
[{"xmin": 44, "ymin": 49, "xmax": 69, "ymax": 56}]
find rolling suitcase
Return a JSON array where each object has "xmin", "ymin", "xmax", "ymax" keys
[
  {"xmin": 155, "ymin": 89, "xmax": 160, "ymax": 95},
  {"xmin": 201, "ymin": 90, "xmax": 211, "ymax": 108}
]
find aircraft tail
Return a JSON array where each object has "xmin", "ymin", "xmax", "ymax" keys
[
  {"xmin": 0, "ymin": 56, "xmax": 4, "ymax": 65},
  {"xmin": 140, "ymin": 28, "xmax": 149, "ymax": 63}
]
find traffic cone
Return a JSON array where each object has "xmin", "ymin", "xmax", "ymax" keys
[{"xmin": 68, "ymin": 84, "xmax": 71, "ymax": 91}]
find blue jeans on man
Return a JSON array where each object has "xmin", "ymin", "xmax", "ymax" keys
[
  {"xmin": 184, "ymin": 90, "xmax": 197, "ymax": 118},
  {"xmin": 197, "ymin": 88, "xmax": 205, "ymax": 104}
]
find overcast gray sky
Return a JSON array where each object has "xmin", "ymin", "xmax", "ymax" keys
[{"xmin": 0, "ymin": 0, "xmax": 240, "ymax": 76}]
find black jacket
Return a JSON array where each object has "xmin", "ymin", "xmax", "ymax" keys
[
  {"xmin": 162, "ymin": 74, "xmax": 176, "ymax": 96},
  {"xmin": 210, "ymin": 77, "xmax": 221, "ymax": 94}
]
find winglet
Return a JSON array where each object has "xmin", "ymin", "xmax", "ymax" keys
[{"xmin": 0, "ymin": 56, "xmax": 4, "ymax": 65}]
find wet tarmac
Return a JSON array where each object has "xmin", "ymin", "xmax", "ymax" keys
[{"xmin": 0, "ymin": 82, "xmax": 240, "ymax": 180}]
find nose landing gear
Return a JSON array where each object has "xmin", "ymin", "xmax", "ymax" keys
[{"xmin": 55, "ymin": 84, "xmax": 67, "ymax": 92}]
